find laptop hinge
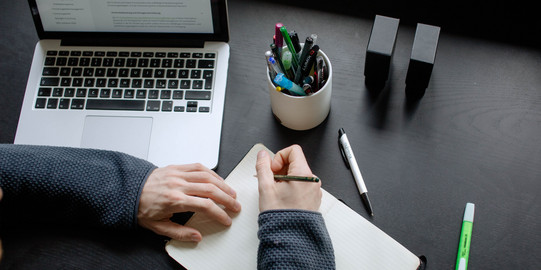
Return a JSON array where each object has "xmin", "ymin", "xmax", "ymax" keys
[{"xmin": 61, "ymin": 38, "xmax": 205, "ymax": 48}]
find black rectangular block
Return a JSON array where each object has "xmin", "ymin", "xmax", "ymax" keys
[
  {"xmin": 406, "ymin": 23, "xmax": 440, "ymax": 97},
  {"xmin": 364, "ymin": 15, "xmax": 400, "ymax": 88}
]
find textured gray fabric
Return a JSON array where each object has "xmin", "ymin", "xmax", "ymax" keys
[
  {"xmin": 0, "ymin": 144, "xmax": 156, "ymax": 229},
  {"xmin": 258, "ymin": 209, "xmax": 336, "ymax": 269},
  {"xmin": 1, "ymin": 144, "xmax": 336, "ymax": 268}
]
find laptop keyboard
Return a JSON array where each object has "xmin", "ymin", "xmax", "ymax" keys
[{"xmin": 36, "ymin": 50, "xmax": 216, "ymax": 113}]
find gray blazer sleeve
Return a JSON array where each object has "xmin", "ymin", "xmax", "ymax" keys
[
  {"xmin": 0, "ymin": 144, "xmax": 157, "ymax": 229},
  {"xmin": 258, "ymin": 209, "xmax": 336, "ymax": 269}
]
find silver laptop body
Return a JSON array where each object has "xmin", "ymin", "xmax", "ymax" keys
[{"xmin": 15, "ymin": 0, "xmax": 230, "ymax": 168}]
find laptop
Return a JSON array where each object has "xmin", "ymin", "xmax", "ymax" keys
[{"xmin": 15, "ymin": 0, "xmax": 230, "ymax": 168}]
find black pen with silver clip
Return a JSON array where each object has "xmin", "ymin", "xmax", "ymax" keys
[{"xmin": 338, "ymin": 128, "xmax": 374, "ymax": 216}]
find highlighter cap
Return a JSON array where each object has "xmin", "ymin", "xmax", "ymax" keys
[{"xmin": 463, "ymin": 203, "xmax": 475, "ymax": 222}]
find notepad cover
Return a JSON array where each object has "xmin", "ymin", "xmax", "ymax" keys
[{"xmin": 165, "ymin": 143, "xmax": 423, "ymax": 269}]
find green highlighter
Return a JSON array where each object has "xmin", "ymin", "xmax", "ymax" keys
[{"xmin": 456, "ymin": 203, "xmax": 475, "ymax": 270}]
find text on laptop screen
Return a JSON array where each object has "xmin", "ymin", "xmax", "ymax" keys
[{"xmin": 35, "ymin": 0, "xmax": 214, "ymax": 34}]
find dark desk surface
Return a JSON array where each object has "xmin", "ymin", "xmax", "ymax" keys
[{"xmin": 1, "ymin": 0, "xmax": 540, "ymax": 269}]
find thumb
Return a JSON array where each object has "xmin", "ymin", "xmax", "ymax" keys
[{"xmin": 255, "ymin": 150, "xmax": 274, "ymax": 190}]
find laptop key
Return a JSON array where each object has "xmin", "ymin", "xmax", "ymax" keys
[
  {"xmin": 156, "ymin": 80, "xmax": 166, "ymax": 88},
  {"xmin": 178, "ymin": 70, "xmax": 189, "ymax": 78},
  {"xmin": 35, "ymin": 98, "xmax": 47, "ymax": 108},
  {"xmin": 112, "ymin": 89, "xmax": 123, "ymax": 98},
  {"xmin": 60, "ymin": 68, "xmax": 71, "ymax": 76},
  {"xmin": 64, "ymin": 88, "xmax": 75, "ymax": 97},
  {"xmin": 180, "ymin": 80, "xmax": 191, "ymax": 89},
  {"xmin": 83, "ymin": 68, "xmax": 94, "ymax": 77},
  {"xmin": 40, "ymin": 78, "xmax": 59, "ymax": 86},
  {"xmin": 185, "ymin": 91, "xmax": 211, "ymax": 100},
  {"xmin": 114, "ymin": 58, "xmax": 126, "ymax": 67},
  {"xmin": 47, "ymin": 98, "xmax": 58, "ymax": 109},
  {"xmin": 124, "ymin": 89, "xmax": 135, "ymax": 98},
  {"xmin": 203, "ymin": 70, "xmax": 213, "ymax": 89},
  {"xmin": 136, "ymin": 90, "xmax": 147, "ymax": 99},
  {"xmin": 71, "ymin": 68, "xmax": 82, "ymax": 76},
  {"xmin": 86, "ymin": 99, "xmax": 145, "ymax": 111},
  {"xmin": 71, "ymin": 99, "xmax": 85, "ymax": 109},
  {"xmin": 144, "ymin": 79, "xmax": 154, "ymax": 88},
  {"xmin": 186, "ymin": 59, "xmax": 196, "ymax": 68},
  {"xmin": 146, "ymin": 100, "xmax": 161, "ymax": 111},
  {"xmin": 76, "ymin": 88, "xmax": 87, "ymax": 97},
  {"xmin": 126, "ymin": 58, "xmax": 137, "ymax": 67},
  {"xmin": 68, "ymin": 57, "xmax": 79, "ymax": 66},
  {"xmin": 100, "ymin": 89, "xmax": 111, "ymax": 98},
  {"xmin": 44, "ymin": 57, "xmax": 56, "ymax": 66},
  {"xmin": 58, "ymin": 98, "xmax": 70, "ymax": 109},
  {"xmin": 162, "ymin": 101, "xmax": 173, "ymax": 111},
  {"xmin": 52, "ymin": 88, "xmax": 63, "ymax": 97},
  {"xmin": 72, "ymin": 78, "xmax": 83, "ymax": 87},
  {"xmin": 173, "ymin": 90, "xmax": 184, "ymax": 99},
  {"xmin": 192, "ymin": 80, "xmax": 203, "ymax": 89},
  {"xmin": 91, "ymin": 58, "xmax": 102, "ymax": 66},
  {"xmin": 148, "ymin": 90, "xmax": 159, "ymax": 99},
  {"xmin": 198, "ymin": 60, "xmax": 215, "ymax": 69},
  {"xmin": 38, "ymin": 87, "xmax": 52, "ymax": 96},
  {"xmin": 120, "ymin": 79, "xmax": 130, "ymax": 87},
  {"xmin": 88, "ymin": 89, "xmax": 99, "ymax": 97},
  {"xmin": 42, "ymin": 67, "xmax": 59, "ymax": 76},
  {"xmin": 160, "ymin": 90, "xmax": 171, "ymax": 99},
  {"xmin": 80, "ymin": 58, "xmax": 90, "ymax": 66},
  {"xmin": 60, "ymin": 78, "xmax": 71, "ymax": 86},
  {"xmin": 56, "ymin": 57, "xmax": 67, "ymax": 66}
]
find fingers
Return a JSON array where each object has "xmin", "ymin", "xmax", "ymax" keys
[
  {"xmin": 168, "ymin": 164, "xmax": 237, "ymax": 199},
  {"xmin": 256, "ymin": 150, "xmax": 274, "ymax": 191},
  {"xmin": 180, "ymin": 182, "xmax": 241, "ymax": 214},
  {"xmin": 145, "ymin": 220, "xmax": 203, "ymax": 242},
  {"xmin": 272, "ymin": 144, "xmax": 312, "ymax": 176}
]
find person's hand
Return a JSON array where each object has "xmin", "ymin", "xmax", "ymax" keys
[
  {"xmin": 137, "ymin": 163, "xmax": 241, "ymax": 242},
  {"xmin": 256, "ymin": 145, "xmax": 322, "ymax": 212}
]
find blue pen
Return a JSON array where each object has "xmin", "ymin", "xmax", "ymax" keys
[
  {"xmin": 274, "ymin": 73, "xmax": 306, "ymax": 96},
  {"xmin": 268, "ymin": 56, "xmax": 282, "ymax": 77}
]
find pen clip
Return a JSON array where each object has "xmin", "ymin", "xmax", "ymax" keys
[{"xmin": 338, "ymin": 138, "xmax": 350, "ymax": 169}]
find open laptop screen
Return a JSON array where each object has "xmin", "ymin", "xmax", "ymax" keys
[{"xmin": 28, "ymin": 0, "xmax": 229, "ymax": 45}]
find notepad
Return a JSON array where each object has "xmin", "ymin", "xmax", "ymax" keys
[{"xmin": 166, "ymin": 143, "xmax": 424, "ymax": 269}]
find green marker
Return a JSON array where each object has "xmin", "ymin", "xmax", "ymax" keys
[
  {"xmin": 456, "ymin": 203, "xmax": 475, "ymax": 270},
  {"xmin": 280, "ymin": 26, "xmax": 300, "ymax": 71},
  {"xmin": 281, "ymin": 50, "xmax": 295, "ymax": 79}
]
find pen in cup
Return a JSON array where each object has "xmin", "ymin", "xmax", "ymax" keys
[
  {"xmin": 280, "ymin": 26, "xmax": 300, "ymax": 70},
  {"xmin": 270, "ymin": 43, "xmax": 286, "ymax": 76},
  {"xmin": 294, "ymin": 36, "xmax": 314, "ymax": 84}
]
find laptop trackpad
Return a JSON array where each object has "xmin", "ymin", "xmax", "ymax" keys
[{"xmin": 81, "ymin": 116, "xmax": 152, "ymax": 160}]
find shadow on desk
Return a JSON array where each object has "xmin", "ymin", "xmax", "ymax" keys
[
  {"xmin": 1, "ymin": 225, "xmax": 184, "ymax": 270},
  {"xmin": 259, "ymin": 0, "xmax": 540, "ymax": 47}
]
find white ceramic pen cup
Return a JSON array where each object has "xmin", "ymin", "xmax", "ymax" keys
[{"xmin": 267, "ymin": 49, "xmax": 332, "ymax": 130}]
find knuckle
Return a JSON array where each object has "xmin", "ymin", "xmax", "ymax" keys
[
  {"xmin": 200, "ymin": 198, "xmax": 216, "ymax": 210},
  {"xmin": 193, "ymin": 163, "xmax": 205, "ymax": 170},
  {"xmin": 202, "ymin": 183, "xmax": 217, "ymax": 195},
  {"xmin": 164, "ymin": 191, "xmax": 185, "ymax": 205}
]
